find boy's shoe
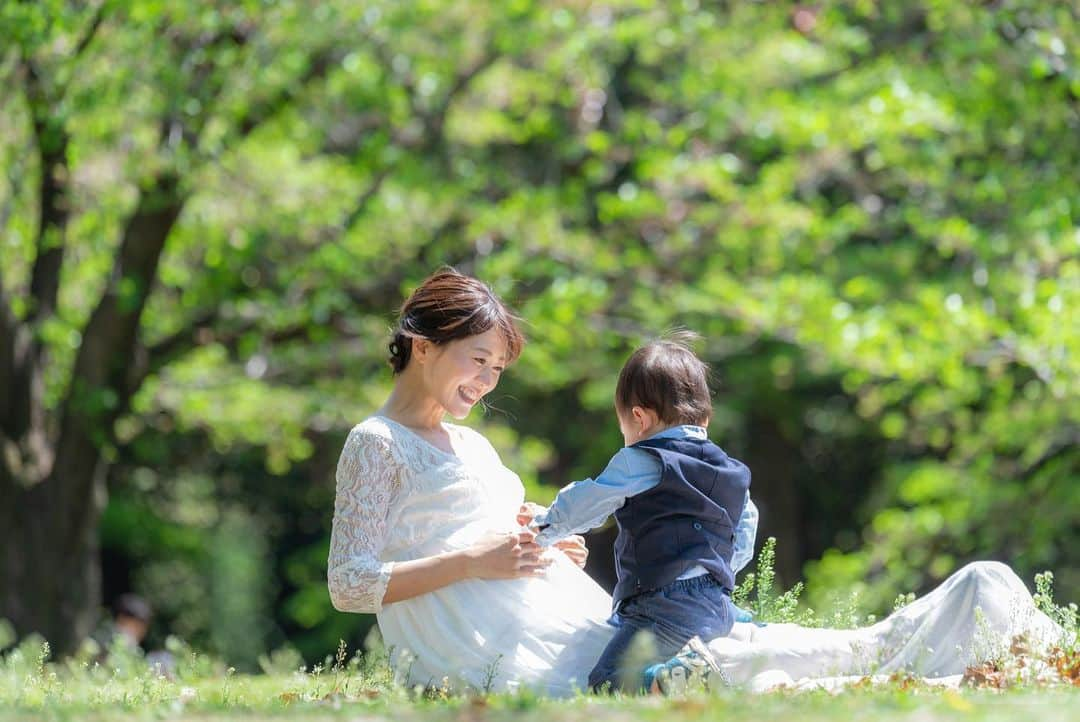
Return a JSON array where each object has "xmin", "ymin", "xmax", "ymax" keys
[
  {"xmin": 653, "ymin": 636, "xmax": 730, "ymax": 694},
  {"xmin": 732, "ymin": 604, "xmax": 754, "ymax": 623}
]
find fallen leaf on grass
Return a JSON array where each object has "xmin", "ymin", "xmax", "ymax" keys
[
  {"xmin": 1049, "ymin": 647, "xmax": 1080, "ymax": 686},
  {"xmin": 961, "ymin": 662, "xmax": 1005, "ymax": 689},
  {"xmin": 887, "ymin": 672, "xmax": 921, "ymax": 691}
]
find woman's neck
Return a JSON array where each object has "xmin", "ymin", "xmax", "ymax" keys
[{"xmin": 379, "ymin": 372, "xmax": 446, "ymax": 430}]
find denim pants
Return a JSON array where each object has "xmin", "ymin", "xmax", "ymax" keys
[{"xmin": 588, "ymin": 574, "xmax": 735, "ymax": 692}]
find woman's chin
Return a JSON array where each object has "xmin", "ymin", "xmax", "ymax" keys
[
  {"xmin": 446, "ymin": 391, "xmax": 479, "ymax": 418},
  {"xmin": 447, "ymin": 403, "xmax": 474, "ymax": 420}
]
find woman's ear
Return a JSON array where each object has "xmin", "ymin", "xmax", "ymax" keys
[{"xmin": 411, "ymin": 337, "xmax": 432, "ymax": 364}]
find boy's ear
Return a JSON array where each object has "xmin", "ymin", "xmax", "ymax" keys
[{"xmin": 631, "ymin": 406, "xmax": 660, "ymax": 431}]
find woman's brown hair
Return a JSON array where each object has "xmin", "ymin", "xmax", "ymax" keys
[{"xmin": 389, "ymin": 268, "xmax": 525, "ymax": 373}]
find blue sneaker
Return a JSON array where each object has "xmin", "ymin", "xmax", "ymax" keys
[
  {"xmin": 653, "ymin": 636, "xmax": 729, "ymax": 694},
  {"xmin": 732, "ymin": 604, "xmax": 768, "ymax": 628}
]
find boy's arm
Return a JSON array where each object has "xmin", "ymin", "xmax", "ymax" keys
[
  {"xmin": 531, "ymin": 447, "xmax": 660, "ymax": 546},
  {"xmin": 730, "ymin": 493, "xmax": 758, "ymax": 574}
]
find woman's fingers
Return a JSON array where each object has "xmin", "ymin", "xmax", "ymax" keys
[
  {"xmin": 467, "ymin": 530, "xmax": 559, "ymax": 579},
  {"xmin": 517, "ymin": 559, "xmax": 553, "ymax": 576},
  {"xmin": 516, "ymin": 545, "xmax": 542, "ymax": 562}
]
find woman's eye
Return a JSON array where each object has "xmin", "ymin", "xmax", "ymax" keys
[{"xmin": 474, "ymin": 358, "xmax": 486, "ymax": 365}]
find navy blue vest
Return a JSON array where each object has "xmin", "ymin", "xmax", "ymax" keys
[{"xmin": 611, "ymin": 435, "xmax": 750, "ymax": 607}]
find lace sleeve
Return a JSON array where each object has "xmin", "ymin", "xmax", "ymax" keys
[{"xmin": 327, "ymin": 425, "xmax": 399, "ymax": 614}]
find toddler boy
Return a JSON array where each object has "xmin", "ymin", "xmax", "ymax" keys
[{"xmin": 527, "ymin": 333, "xmax": 756, "ymax": 692}]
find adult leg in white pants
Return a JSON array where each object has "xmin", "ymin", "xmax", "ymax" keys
[{"xmin": 704, "ymin": 561, "xmax": 1062, "ymax": 687}]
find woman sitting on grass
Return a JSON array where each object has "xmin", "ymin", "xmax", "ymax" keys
[{"xmin": 327, "ymin": 268, "xmax": 1062, "ymax": 696}]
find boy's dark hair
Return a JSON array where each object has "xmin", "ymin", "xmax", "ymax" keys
[{"xmin": 615, "ymin": 331, "xmax": 712, "ymax": 426}]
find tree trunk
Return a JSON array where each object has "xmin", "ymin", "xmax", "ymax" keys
[
  {"xmin": 3, "ymin": 13, "xmax": 331, "ymax": 654},
  {"xmin": 0, "ymin": 458, "xmax": 106, "ymax": 655},
  {"xmin": 0, "ymin": 178, "xmax": 182, "ymax": 656}
]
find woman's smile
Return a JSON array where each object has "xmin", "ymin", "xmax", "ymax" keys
[{"xmin": 458, "ymin": 386, "xmax": 481, "ymax": 405}]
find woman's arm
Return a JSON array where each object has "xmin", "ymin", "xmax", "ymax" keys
[
  {"xmin": 328, "ymin": 427, "xmax": 399, "ymax": 613},
  {"xmin": 383, "ymin": 530, "xmax": 549, "ymax": 603},
  {"xmin": 328, "ymin": 427, "xmax": 548, "ymax": 613}
]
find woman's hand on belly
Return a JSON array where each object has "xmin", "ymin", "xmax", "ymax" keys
[
  {"xmin": 552, "ymin": 535, "xmax": 588, "ymax": 569},
  {"xmin": 464, "ymin": 529, "xmax": 553, "ymax": 579}
]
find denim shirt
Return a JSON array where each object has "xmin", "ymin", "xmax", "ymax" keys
[{"xmin": 532, "ymin": 425, "xmax": 758, "ymax": 574}]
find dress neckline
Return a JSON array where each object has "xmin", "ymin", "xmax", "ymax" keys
[{"xmin": 373, "ymin": 415, "xmax": 463, "ymax": 461}]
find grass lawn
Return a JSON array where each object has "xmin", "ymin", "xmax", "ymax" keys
[
  {"xmin": 5, "ymin": 549, "xmax": 1076, "ymax": 721},
  {"xmin": 3, "ymin": 668, "xmax": 1078, "ymax": 722}
]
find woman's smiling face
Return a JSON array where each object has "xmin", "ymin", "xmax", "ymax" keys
[{"xmin": 415, "ymin": 327, "xmax": 509, "ymax": 419}]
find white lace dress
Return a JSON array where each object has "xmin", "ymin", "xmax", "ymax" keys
[
  {"xmin": 328, "ymin": 416, "xmax": 1062, "ymax": 695},
  {"xmin": 327, "ymin": 416, "xmax": 615, "ymax": 694}
]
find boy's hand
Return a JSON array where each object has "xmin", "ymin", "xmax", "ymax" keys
[
  {"xmin": 554, "ymin": 535, "xmax": 588, "ymax": 569},
  {"xmin": 517, "ymin": 502, "xmax": 547, "ymax": 527}
]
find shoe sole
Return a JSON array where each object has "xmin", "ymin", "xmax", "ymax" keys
[
  {"xmin": 658, "ymin": 665, "xmax": 690, "ymax": 695},
  {"xmin": 685, "ymin": 636, "xmax": 731, "ymax": 687}
]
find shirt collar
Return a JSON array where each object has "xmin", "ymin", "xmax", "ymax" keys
[{"xmin": 645, "ymin": 424, "xmax": 707, "ymax": 442}]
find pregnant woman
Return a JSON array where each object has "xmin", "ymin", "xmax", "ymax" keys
[{"xmin": 327, "ymin": 268, "xmax": 1060, "ymax": 696}]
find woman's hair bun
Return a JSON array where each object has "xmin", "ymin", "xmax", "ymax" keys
[{"xmin": 388, "ymin": 331, "xmax": 413, "ymax": 373}]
